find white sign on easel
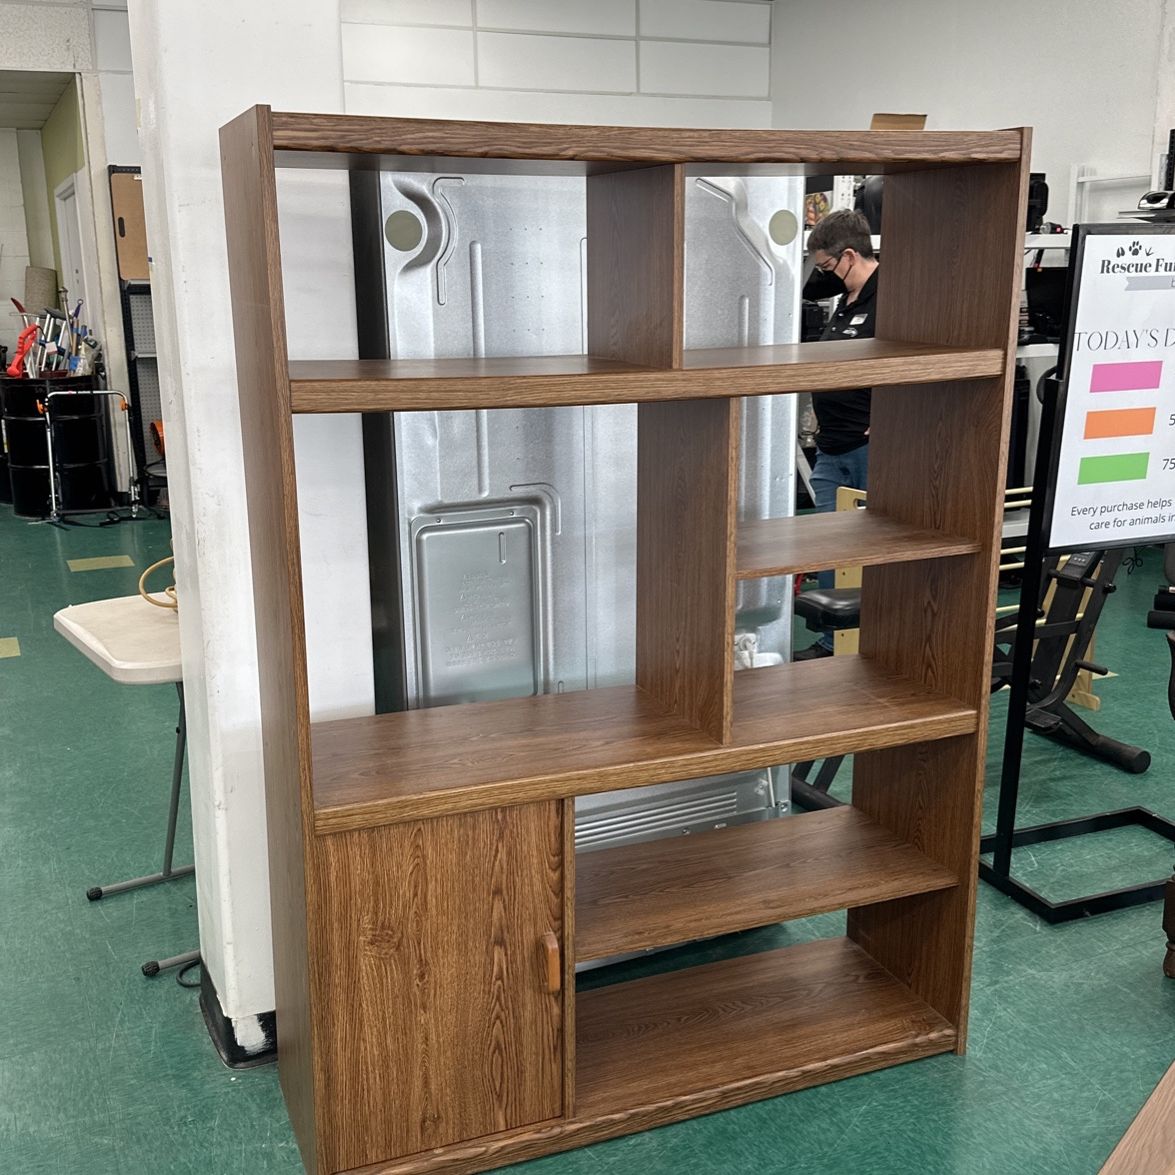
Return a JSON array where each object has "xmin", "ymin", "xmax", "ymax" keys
[{"xmin": 1045, "ymin": 224, "xmax": 1175, "ymax": 552}]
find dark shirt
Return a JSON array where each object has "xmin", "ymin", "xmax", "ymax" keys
[{"xmin": 813, "ymin": 266, "xmax": 879, "ymax": 455}]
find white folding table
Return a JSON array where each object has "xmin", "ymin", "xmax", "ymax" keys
[{"xmin": 54, "ymin": 595, "xmax": 198, "ymax": 976}]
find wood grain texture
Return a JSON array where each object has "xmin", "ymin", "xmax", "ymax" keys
[
  {"xmin": 636, "ymin": 398, "xmax": 738, "ymax": 741},
  {"xmin": 876, "ymin": 151, "xmax": 1030, "ymax": 352},
  {"xmin": 268, "ymin": 110, "xmax": 1023, "ymax": 169},
  {"xmin": 222, "ymin": 104, "xmax": 1036, "ymax": 1173},
  {"xmin": 310, "ymin": 655, "xmax": 977, "ymax": 832},
  {"xmin": 737, "ymin": 509, "xmax": 980, "ymax": 579},
  {"xmin": 312, "ymin": 805, "xmax": 564, "ymax": 1171},
  {"xmin": 577, "ymin": 937, "xmax": 953, "ymax": 1115},
  {"xmin": 846, "ymin": 740, "xmax": 984, "ymax": 1036},
  {"xmin": 586, "ymin": 165, "xmax": 681, "ymax": 369},
  {"xmin": 681, "ymin": 338, "xmax": 1002, "ymax": 373},
  {"xmin": 219, "ymin": 107, "xmax": 321, "ymax": 1174},
  {"xmin": 1100, "ymin": 1062, "xmax": 1175, "ymax": 1175},
  {"xmin": 849, "ymin": 131, "xmax": 1033, "ymax": 1050},
  {"xmin": 576, "ymin": 805, "xmax": 958, "ymax": 962},
  {"xmin": 341, "ymin": 938, "xmax": 955, "ymax": 1175},
  {"xmin": 286, "ymin": 341, "xmax": 1004, "ymax": 413},
  {"xmin": 561, "ymin": 799, "xmax": 576, "ymax": 1119}
]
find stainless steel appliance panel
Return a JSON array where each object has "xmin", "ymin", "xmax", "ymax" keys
[{"xmin": 364, "ymin": 169, "xmax": 801, "ymax": 861}]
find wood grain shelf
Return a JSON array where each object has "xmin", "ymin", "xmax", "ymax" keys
[
  {"xmin": 576, "ymin": 806, "xmax": 958, "ymax": 962},
  {"xmin": 576, "ymin": 937, "xmax": 956, "ymax": 1119},
  {"xmin": 310, "ymin": 655, "xmax": 978, "ymax": 833},
  {"xmin": 737, "ymin": 509, "xmax": 982, "ymax": 579},
  {"xmin": 287, "ymin": 340, "xmax": 1004, "ymax": 413},
  {"xmin": 269, "ymin": 111, "xmax": 1023, "ymax": 173}
]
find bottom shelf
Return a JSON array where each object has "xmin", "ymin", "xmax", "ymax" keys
[{"xmin": 576, "ymin": 936, "xmax": 956, "ymax": 1119}]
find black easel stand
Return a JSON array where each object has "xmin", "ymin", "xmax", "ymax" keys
[{"xmin": 978, "ymin": 382, "xmax": 1175, "ymax": 922}]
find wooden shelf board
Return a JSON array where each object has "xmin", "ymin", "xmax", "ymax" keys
[
  {"xmin": 311, "ymin": 655, "xmax": 977, "ymax": 833},
  {"xmin": 680, "ymin": 338, "xmax": 1002, "ymax": 379},
  {"xmin": 270, "ymin": 112, "xmax": 1024, "ymax": 173},
  {"xmin": 576, "ymin": 806, "xmax": 958, "ymax": 962},
  {"xmin": 576, "ymin": 937, "xmax": 955, "ymax": 1119},
  {"xmin": 288, "ymin": 341, "xmax": 1004, "ymax": 413},
  {"xmin": 737, "ymin": 509, "xmax": 981, "ymax": 579}
]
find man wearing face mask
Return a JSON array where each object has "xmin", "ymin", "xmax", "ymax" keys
[{"xmin": 795, "ymin": 209, "xmax": 880, "ymax": 660}]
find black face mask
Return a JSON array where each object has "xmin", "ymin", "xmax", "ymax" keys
[{"xmin": 805, "ymin": 268, "xmax": 847, "ymax": 300}]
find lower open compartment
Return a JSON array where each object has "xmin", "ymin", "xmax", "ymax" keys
[{"xmin": 576, "ymin": 936, "xmax": 956, "ymax": 1120}]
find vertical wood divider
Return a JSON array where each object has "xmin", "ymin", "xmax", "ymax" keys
[
  {"xmin": 586, "ymin": 164, "xmax": 683, "ymax": 369},
  {"xmin": 847, "ymin": 133, "xmax": 1032, "ymax": 1047},
  {"xmin": 635, "ymin": 397, "xmax": 740, "ymax": 743},
  {"xmin": 220, "ymin": 106, "xmax": 322, "ymax": 1172}
]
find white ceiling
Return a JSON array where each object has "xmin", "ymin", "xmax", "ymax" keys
[{"xmin": 0, "ymin": 71, "xmax": 73, "ymax": 130}]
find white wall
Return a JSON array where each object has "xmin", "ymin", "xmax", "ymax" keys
[
  {"xmin": 0, "ymin": 130, "xmax": 32, "ymax": 355},
  {"xmin": 770, "ymin": 0, "xmax": 1164, "ymax": 223},
  {"xmin": 17, "ymin": 130, "xmax": 54, "ymax": 270},
  {"xmin": 93, "ymin": 6, "xmax": 141, "ymax": 166},
  {"xmin": 343, "ymin": 0, "xmax": 774, "ymax": 125},
  {"xmin": 126, "ymin": 0, "xmax": 351, "ymax": 1041}
]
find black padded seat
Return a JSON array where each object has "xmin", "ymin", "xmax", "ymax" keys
[{"xmin": 794, "ymin": 587, "xmax": 861, "ymax": 632}]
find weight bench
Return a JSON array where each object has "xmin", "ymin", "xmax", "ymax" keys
[{"xmin": 790, "ymin": 587, "xmax": 859, "ymax": 810}]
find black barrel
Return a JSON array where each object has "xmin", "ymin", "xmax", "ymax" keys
[{"xmin": 0, "ymin": 375, "xmax": 113, "ymax": 518}]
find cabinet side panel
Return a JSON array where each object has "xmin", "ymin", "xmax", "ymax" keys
[
  {"xmin": 586, "ymin": 164, "xmax": 682, "ymax": 368},
  {"xmin": 314, "ymin": 803, "xmax": 565, "ymax": 1171},
  {"xmin": 850, "ymin": 139, "xmax": 1032, "ymax": 1051},
  {"xmin": 219, "ymin": 106, "xmax": 320, "ymax": 1171},
  {"xmin": 635, "ymin": 397, "xmax": 739, "ymax": 742}
]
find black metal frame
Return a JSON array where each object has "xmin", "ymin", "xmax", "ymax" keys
[
  {"xmin": 109, "ymin": 165, "xmax": 166, "ymax": 510},
  {"xmin": 980, "ymin": 809, "xmax": 1175, "ymax": 921},
  {"xmin": 983, "ymin": 223, "xmax": 1175, "ymax": 922}
]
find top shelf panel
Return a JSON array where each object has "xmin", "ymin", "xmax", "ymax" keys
[
  {"xmin": 288, "ymin": 340, "xmax": 1004, "ymax": 413},
  {"xmin": 270, "ymin": 111, "xmax": 1026, "ymax": 176}
]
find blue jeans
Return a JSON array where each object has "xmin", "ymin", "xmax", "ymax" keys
[{"xmin": 808, "ymin": 445, "xmax": 869, "ymax": 649}]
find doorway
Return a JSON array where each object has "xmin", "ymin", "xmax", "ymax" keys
[{"xmin": 54, "ymin": 175, "xmax": 90, "ymax": 313}]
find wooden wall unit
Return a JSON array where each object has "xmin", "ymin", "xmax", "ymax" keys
[{"xmin": 220, "ymin": 107, "xmax": 1030, "ymax": 1174}]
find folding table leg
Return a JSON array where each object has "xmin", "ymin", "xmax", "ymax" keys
[{"xmin": 86, "ymin": 682, "xmax": 195, "ymax": 900}]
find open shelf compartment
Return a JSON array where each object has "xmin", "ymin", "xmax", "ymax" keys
[
  {"xmin": 310, "ymin": 655, "xmax": 978, "ymax": 832},
  {"xmin": 575, "ymin": 937, "xmax": 957, "ymax": 1121},
  {"xmin": 576, "ymin": 805, "xmax": 958, "ymax": 963}
]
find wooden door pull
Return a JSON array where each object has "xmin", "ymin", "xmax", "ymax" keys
[{"xmin": 540, "ymin": 930, "xmax": 561, "ymax": 993}]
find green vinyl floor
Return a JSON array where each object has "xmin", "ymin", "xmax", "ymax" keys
[{"xmin": 2, "ymin": 502, "xmax": 1174, "ymax": 1174}]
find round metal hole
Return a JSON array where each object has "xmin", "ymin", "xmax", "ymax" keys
[
  {"xmin": 385, "ymin": 210, "xmax": 424, "ymax": 252},
  {"xmin": 768, "ymin": 208, "xmax": 799, "ymax": 246}
]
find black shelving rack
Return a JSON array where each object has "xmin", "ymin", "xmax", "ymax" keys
[
  {"xmin": 110, "ymin": 164, "xmax": 166, "ymax": 510},
  {"xmin": 118, "ymin": 275, "xmax": 165, "ymax": 505}
]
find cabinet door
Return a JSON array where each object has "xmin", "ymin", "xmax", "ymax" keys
[{"xmin": 313, "ymin": 802, "xmax": 564, "ymax": 1170}]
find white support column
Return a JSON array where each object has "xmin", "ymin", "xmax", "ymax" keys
[{"xmin": 125, "ymin": 0, "xmax": 367, "ymax": 1041}]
